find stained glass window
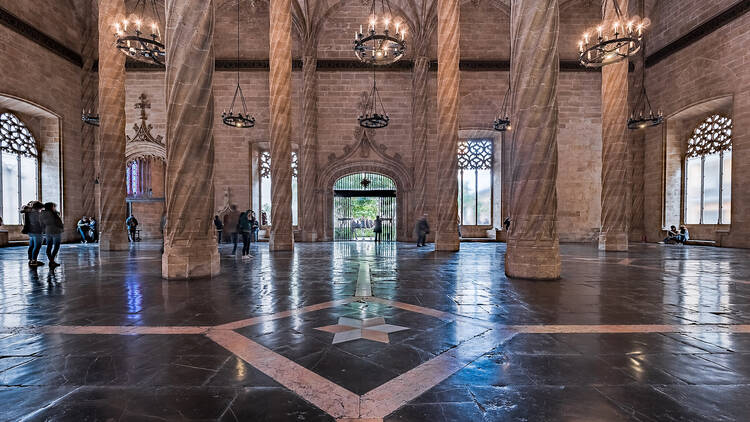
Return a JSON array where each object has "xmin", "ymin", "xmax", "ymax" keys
[
  {"xmin": 685, "ymin": 115, "xmax": 732, "ymax": 224},
  {"xmin": 457, "ymin": 139, "xmax": 493, "ymax": 226},
  {"xmin": 0, "ymin": 113, "xmax": 38, "ymax": 225}
]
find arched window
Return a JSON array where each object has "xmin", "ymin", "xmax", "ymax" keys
[
  {"xmin": 0, "ymin": 113, "xmax": 38, "ymax": 225},
  {"xmin": 258, "ymin": 150, "xmax": 299, "ymax": 226},
  {"xmin": 685, "ymin": 114, "xmax": 732, "ymax": 224},
  {"xmin": 457, "ymin": 139, "xmax": 493, "ymax": 225}
]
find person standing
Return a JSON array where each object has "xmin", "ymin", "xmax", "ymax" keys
[
  {"xmin": 77, "ymin": 216, "xmax": 90, "ymax": 243},
  {"xmin": 237, "ymin": 211, "xmax": 251, "ymax": 259},
  {"xmin": 249, "ymin": 211, "xmax": 259, "ymax": 242},
  {"xmin": 40, "ymin": 202, "xmax": 64, "ymax": 267},
  {"xmin": 22, "ymin": 201, "xmax": 45, "ymax": 266},
  {"xmin": 125, "ymin": 214, "xmax": 139, "ymax": 242},
  {"xmin": 373, "ymin": 215, "xmax": 383, "ymax": 243},
  {"xmin": 415, "ymin": 214, "xmax": 430, "ymax": 247},
  {"xmin": 223, "ymin": 205, "xmax": 241, "ymax": 254},
  {"xmin": 213, "ymin": 215, "xmax": 223, "ymax": 245},
  {"xmin": 88, "ymin": 217, "xmax": 98, "ymax": 243}
]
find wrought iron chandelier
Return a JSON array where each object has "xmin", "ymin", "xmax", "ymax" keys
[
  {"xmin": 113, "ymin": 0, "xmax": 165, "ymax": 66},
  {"xmin": 353, "ymin": 0, "xmax": 407, "ymax": 65},
  {"xmin": 628, "ymin": 43, "xmax": 662, "ymax": 130},
  {"xmin": 358, "ymin": 68, "xmax": 389, "ymax": 129},
  {"xmin": 221, "ymin": 0, "xmax": 255, "ymax": 128},
  {"xmin": 577, "ymin": 0, "xmax": 648, "ymax": 68},
  {"xmin": 81, "ymin": 110, "xmax": 99, "ymax": 126},
  {"xmin": 493, "ymin": 64, "xmax": 512, "ymax": 131}
]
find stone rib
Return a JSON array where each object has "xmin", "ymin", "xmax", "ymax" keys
[
  {"xmin": 599, "ymin": 0, "xmax": 630, "ymax": 251},
  {"xmin": 268, "ymin": 0, "xmax": 294, "ymax": 251},
  {"xmin": 162, "ymin": 0, "xmax": 219, "ymax": 278},
  {"xmin": 435, "ymin": 0, "xmax": 460, "ymax": 251},
  {"xmin": 97, "ymin": 0, "xmax": 128, "ymax": 250},
  {"xmin": 300, "ymin": 54, "xmax": 318, "ymax": 241},
  {"xmin": 505, "ymin": 0, "xmax": 561, "ymax": 279}
]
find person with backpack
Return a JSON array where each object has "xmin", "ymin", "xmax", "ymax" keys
[
  {"xmin": 237, "ymin": 211, "xmax": 251, "ymax": 259},
  {"xmin": 21, "ymin": 201, "xmax": 45, "ymax": 266},
  {"xmin": 40, "ymin": 202, "xmax": 64, "ymax": 267}
]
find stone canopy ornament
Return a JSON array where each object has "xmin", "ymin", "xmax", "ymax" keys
[{"xmin": 125, "ymin": 93, "xmax": 165, "ymax": 161}]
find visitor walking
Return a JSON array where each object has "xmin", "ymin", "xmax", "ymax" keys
[
  {"xmin": 159, "ymin": 212, "xmax": 166, "ymax": 254},
  {"xmin": 415, "ymin": 214, "xmax": 430, "ymax": 247},
  {"xmin": 88, "ymin": 217, "xmax": 98, "ymax": 243},
  {"xmin": 223, "ymin": 205, "xmax": 241, "ymax": 254},
  {"xmin": 213, "ymin": 215, "xmax": 223, "ymax": 245},
  {"xmin": 238, "ymin": 211, "xmax": 251, "ymax": 258},
  {"xmin": 77, "ymin": 216, "xmax": 90, "ymax": 243},
  {"xmin": 22, "ymin": 201, "xmax": 45, "ymax": 266},
  {"xmin": 126, "ymin": 214, "xmax": 139, "ymax": 242},
  {"xmin": 40, "ymin": 202, "xmax": 63, "ymax": 267},
  {"xmin": 249, "ymin": 211, "xmax": 259, "ymax": 242},
  {"xmin": 373, "ymin": 215, "xmax": 383, "ymax": 243}
]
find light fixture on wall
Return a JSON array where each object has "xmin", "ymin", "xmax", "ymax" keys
[
  {"xmin": 353, "ymin": 0, "xmax": 407, "ymax": 65},
  {"xmin": 577, "ymin": 0, "xmax": 648, "ymax": 68},
  {"xmin": 358, "ymin": 68, "xmax": 389, "ymax": 129},
  {"xmin": 628, "ymin": 41, "xmax": 662, "ymax": 130},
  {"xmin": 113, "ymin": 0, "xmax": 165, "ymax": 66},
  {"xmin": 221, "ymin": 0, "xmax": 255, "ymax": 128},
  {"xmin": 81, "ymin": 110, "xmax": 100, "ymax": 126}
]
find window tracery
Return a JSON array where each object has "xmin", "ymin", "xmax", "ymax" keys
[
  {"xmin": 686, "ymin": 114, "xmax": 732, "ymax": 158},
  {"xmin": 0, "ymin": 113, "xmax": 38, "ymax": 157},
  {"xmin": 457, "ymin": 139, "xmax": 492, "ymax": 170}
]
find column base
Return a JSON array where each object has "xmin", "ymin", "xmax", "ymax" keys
[
  {"xmin": 270, "ymin": 231, "xmax": 294, "ymax": 251},
  {"xmin": 598, "ymin": 231, "xmax": 628, "ymax": 251},
  {"xmin": 98, "ymin": 232, "xmax": 129, "ymax": 251},
  {"xmin": 162, "ymin": 241, "xmax": 220, "ymax": 280},
  {"xmin": 299, "ymin": 230, "xmax": 317, "ymax": 242},
  {"xmin": 505, "ymin": 240, "xmax": 561, "ymax": 280},
  {"xmin": 435, "ymin": 230, "xmax": 459, "ymax": 251}
]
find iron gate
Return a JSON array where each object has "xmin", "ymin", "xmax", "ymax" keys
[{"xmin": 333, "ymin": 173, "xmax": 396, "ymax": 242}]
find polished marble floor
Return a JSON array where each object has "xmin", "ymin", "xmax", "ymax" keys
[{"xmin": 2, "ymin": 241, "xmax": 750, "ymax": 421}]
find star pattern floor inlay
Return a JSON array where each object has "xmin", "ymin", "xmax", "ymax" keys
[{"xmin": 314, "ymin": 316, "xmax": 409, "ymax": 344}]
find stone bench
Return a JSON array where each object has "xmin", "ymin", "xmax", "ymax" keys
[{"xmin": 684, "ymin": 239, "xmax": 716, "ymax": 247}]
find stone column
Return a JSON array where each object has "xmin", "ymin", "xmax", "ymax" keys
[
  {"xmin": 411, "ymin": 53, "xmax": 429, "ymax": 228},
  {"xmin": 435, "ymin": 0, "xmax": 460, "ymax": 251},
  {"xmin": 268, "ymin": 0, "xmax": 294, "ymax": 251},
  {"xmin": 599, "ymin": 0, "xmax": 630, "ymax": 251},
  {"xmin": 299, "ymin": 51, "xmax": 318, "ymax": 242},
  {"xmin": 162, "ymin": 0, "xmax": 220, "ymax": 279},
  {"xmin": 81, "ymin": 0, "xmax": 98, "ymax": 218},
  {"xmin": 97, "ymin": 0, "xmax": 129, "ymax": 251},
  {"xmin": 505, "ymin": 0, "xmax": 561, "ymax": 280}
]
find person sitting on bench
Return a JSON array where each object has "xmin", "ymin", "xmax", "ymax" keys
[
  {"xmin": 676, "ymin": 225, "xmax": 690, "ymax": 244},
  {"xmin": 663, "ymin": 225, "xmax": 679, "ymax": 244}
]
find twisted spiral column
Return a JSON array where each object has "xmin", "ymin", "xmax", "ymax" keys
[
  {"xmin": 505, "ymin": 0, "xmax": 561, "ymax": 280},
  {"xmin": 81, "ymin": 1, "xmax": 98, "ymax": 219},
  {"xmin": 411, "ymin": 55, "xmax": 429, "ymax": 231},
  {"xmin": 599, "ymin": 0, "xmax": 630, "ymax": 251},
  {"xmin": 162, "ymin": 0, "xmax": 220, "ymax": 279},
  {"xmin": 435, "ymin": 0, "xmax": 460, "ymax": 251},
  {"xmin": 268, "ymin": 0, "xmax": 294, "ymax": 251},
  {"xmin": 97, "ymin": 0, "xmax": 128, "ymax": 251},
  {"xmin": 299, "ymin": 53, "xmax": 318, "ymax": 242}
]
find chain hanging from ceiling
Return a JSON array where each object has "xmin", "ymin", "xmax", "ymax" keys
[{"xmin": 222, "ymin": 0, "xmax": 256, "ymax": 128}]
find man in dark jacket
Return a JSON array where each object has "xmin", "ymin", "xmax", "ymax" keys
[
  {"xmin": 40, "ymin": 202, "xmax": 64, "ymax": 267},
  {"xmin": 415, "ymin": 214, "xmax": 430, "ymax": 247},
  {"xmin": 373, "ymin": 216, "xmax": 383, "ymax": 243},
  {"xmin": 126, "ymin": 215, "xmax": 139, "ymax": 242},
  {"xmin": 22, "ymin": 201, "xmax": 45, "ymax": 266},
  {"xmin": 223, "ymin": 205, "xmax": 241, "ymax": 254}
]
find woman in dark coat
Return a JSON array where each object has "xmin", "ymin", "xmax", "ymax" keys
[
  {"xmin": 21, "ymin": 201, "xmax": 45, "ymax": 266},
  {"xmin": 40, "ymin": 202, "xmax": 64, "ymax": 267}
]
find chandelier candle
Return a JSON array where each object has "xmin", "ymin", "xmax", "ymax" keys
[
  {"xmin": 113, "ymin": 0, "xmax": 165, "ymax": 66},
  {"xmin": 578, "ymin": 0, "xmax": 648, "ymax": 68},
  {"xmin": 353, "ymin": 0, "xmax": 407, "ymax": 65}
]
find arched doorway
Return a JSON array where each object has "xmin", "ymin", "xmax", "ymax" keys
[{"xmin": 333, "ymin": 172, "xmax": 396, "ymax": 241}]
